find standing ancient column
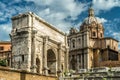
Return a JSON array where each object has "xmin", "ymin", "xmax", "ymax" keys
[
  {"xmin": 81, "ymin": 54, "xmax": 83, "ymax": 69},
  {"xmin": 43, "ymin": 36, "xmax": 48, "ymax": 75},
  {"xmin": 77, "ymin": 55, "xmax": 79, "ymax": 70},
  {"xmin": 31, "ymin": 29, "xmax": 37, "ymax": 73},
  {"xmin": 65, "ymin": 47, "xmax": 69, "ymax": 71},
  {"xmin": 65, "ymin": 34, "xmax": 69, "ymax": 71},
  {"xmin": 57, "ymin": 43, "xmax": 62, "ymax": 77}
]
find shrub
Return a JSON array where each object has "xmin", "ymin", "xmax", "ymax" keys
[{"xmin": 0, "ymin": 59, "xmax": 7, "ymax": 66}]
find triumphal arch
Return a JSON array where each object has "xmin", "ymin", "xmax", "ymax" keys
[{"xmin": 10, "ymin": 12, "xmax": 69, "ymax": 76}]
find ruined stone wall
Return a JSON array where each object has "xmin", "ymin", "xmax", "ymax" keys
[
  {"xmin": 11, "ymin": 31, "xmax": 31, "ymax": 71},
  {"xmin": 11, "ymin": 13, "xmax": 32, "ymax": 71},
  {"xmin": 0, "ymin": 67, "xmax": 57, "ymax": 80}
]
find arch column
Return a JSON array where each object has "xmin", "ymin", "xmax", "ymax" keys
[
  {"xmin": 43, "ymin": 36, "xmax": 49, "ymax": 75},
  {"xmin": 31, "ymin": 29, "xmax": 37, "ymax": 73},
  {"xmin": 57, "ymin": 43, "xmax": 62, "ymax": 76}
]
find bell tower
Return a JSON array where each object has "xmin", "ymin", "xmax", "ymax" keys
[{"xmin": 88, "ymin": 6, "xmax": 94, "ymax": 17}]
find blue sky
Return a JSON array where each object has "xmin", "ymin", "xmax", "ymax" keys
[{"xmin": 0, "ymin": 0, "xmax": 120, "ymax": 48}]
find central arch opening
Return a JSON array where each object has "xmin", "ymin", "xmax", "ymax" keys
[{"xmin": 47, "ymin": 49, "xmax": 56, "ymax": 74}]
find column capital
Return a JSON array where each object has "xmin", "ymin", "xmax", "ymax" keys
[
  {"xmin": 43, "ymin": 36, "xmax": 49, "ymax": 44},
  {"xmin": 32, "ymin": 29, "xmax": 37, "ymax": 34},
  {"xmin": 65, "ymin": 46, "xmax": 69, "ymax": 50},
  {"xmin": 43, "ymin": 36, "xmax": 49, "ymax": 41},
  {"xmin": 58, "ymin": 42, "xmax": 62, "ymax": 48}
]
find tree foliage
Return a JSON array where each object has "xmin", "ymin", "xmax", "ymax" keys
[{"xmin": 0, "ymin": 59, "xmax": 7, "ymax": 66}]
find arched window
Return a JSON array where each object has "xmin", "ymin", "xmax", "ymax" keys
[
  {"xmin": 100, "ymin": 33, "xmax": 103, "ymax": 37},
  {"xmin": 107, "ymin": 45, "xmax": 110, "ymax": 49},
  {"xmin": 92, "ymin": 32, "xmax": 96, "ymax": 36},
  {"xmin": 78, "ymin": 38, "xmax": 81, "ymax": 44},
  {"xmin": 72, "ymin": 40, "xmax": 75, "ymax": 48},
  {"xmin": 114, "ymin": 47, "xmax": 116, "ymax": 50}
]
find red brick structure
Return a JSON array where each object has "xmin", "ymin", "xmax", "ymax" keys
[{"xmin": 0, "ymin": 41, "xmax": 11, "ymax": 66}]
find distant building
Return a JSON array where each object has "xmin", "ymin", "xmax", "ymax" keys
[
  {"xmin": 68, "ymin": 7, "xmax": 120, "ymax": 71},
  {"xmin": 10, "ymin": 12, "xmax": 69, "ymax": 76},
  {"xmin": 0, "ymin": 41, "xmax": 11, "ymax": 66}
]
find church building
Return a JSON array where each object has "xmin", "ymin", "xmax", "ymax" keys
[{"xmin": 68, "ymin": 7, "xmax": 120, "ymax": 71}]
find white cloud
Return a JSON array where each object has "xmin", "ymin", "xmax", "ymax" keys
[
  {"xmin": 2, "ymin": 25, "xmax": 11, "ymax": 33},
  {"xmin": 0, "ymin": 0, "xmax": 119, "ymax": 45},
  {"xmin": 75, "ymin": 22, "xmax": 82, "ymax": 28},
  {"xmin": 43, "ymin": 0, "xmax": 86, "ymax": 19},
  {"xmin": 29, "ymin": 0, "xmax": 87, "ymax": 32},
  {"xmin": 0, "ymin": 0, "xmax": 88, "ymax": 37},
  {"xmin": 112, "ymin": 32, "xmax": 120, "ymax": 48},
  {"xmin": 96, "ymin": 17, "xmax": 107, "ymax": 23},
  {"xmin": 104, "ymin": 18, "xmax": 120, "ymax": 49},
  {"xmin": 25, "ymin": 0, "xmax": 53, "ymax": 6},
  {"xmin": 93, "ymin": 0, "xmax": 120, "ymax": 14},
  {"xmin": 0, "ymin": 3, "xmax": 19, "ymax": 22},
  {"xmin": 0, "ymin": 0, "xmax": 88, "ymax": 34},
  {"xmin": 0, "ymin": 23, "xmax": 11, "ymax": 40},
  {"xmin": 0, "ymin": 2, "xmax": 6, "ymax": 9},
  {"xmin": 14, "ymin": 0, "xmax": 21, "ymax": 2}
]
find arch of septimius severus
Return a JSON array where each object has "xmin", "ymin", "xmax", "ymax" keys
[{"xmin": 10, "ymin": 12, "xmax": 69, "ymax": 76}]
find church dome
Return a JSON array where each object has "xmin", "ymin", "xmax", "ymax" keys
[
  {"xmin": 83, "ymin": 16, "xmax": 100, "ymax": 25},
  {"xmin": 80, "ymin": 7, "xmax": 103, "ymax": 31}
]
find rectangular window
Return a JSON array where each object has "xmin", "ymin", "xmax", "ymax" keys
[
  {"xmin": 108, "ymin": 52, "xmax": 118, "ymax": 61},
  {"xmin": 22, "ymin": 55, "xmax": 24, "ymax": 62},
  {"xmin": 67, "ymin": 40, "xmax": 69, "ymax": 46},
  {"xmin": 100, "ymin": 33, "xmax": 102, "ymax": 37},
  {"xmin": 0, "ymin": 47, "xmax": 4, "ymax": 51}
]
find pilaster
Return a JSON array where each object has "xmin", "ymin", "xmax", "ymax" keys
[
  {"xmin": 43, "ymin": 36, "xmax": 49, "ymax": 75},
  {"xmin": 65, "ymin": 47, "xmax": 69, "ymax": 71},
  {"xmin": 77, "ymin": 55, "xmax": 79, "ymax": 70},
  {"xmin": 31, "ymin": 29, "xmax": 37, "ymax": 73}
]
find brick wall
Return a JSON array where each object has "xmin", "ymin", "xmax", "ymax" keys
[
  {"xmin": 100, "ymin": 61, "xmax": 120, "ymax": 67},
  {"xmin": 0, "ymin": 67, "xmax": 58, "ymax": 80}
]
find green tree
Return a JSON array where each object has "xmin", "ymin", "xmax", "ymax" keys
[{"xmin": 0, "ymin": 59, "xmax": 7, "ymax": 66}]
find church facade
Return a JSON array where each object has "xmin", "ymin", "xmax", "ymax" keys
[
  {"xmin": 68, "ymin": 7, "xmax": 120, "ymax": 71},
  {"xmin": 10, "ymin": 12, "xmax": 69, "ymax": 76}
]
